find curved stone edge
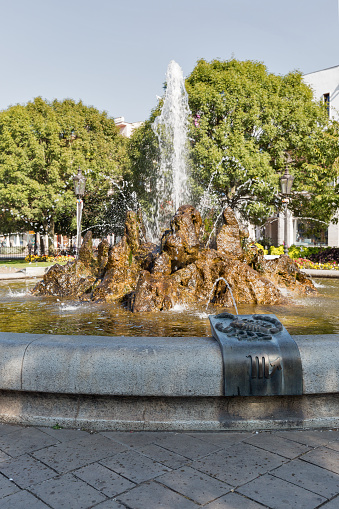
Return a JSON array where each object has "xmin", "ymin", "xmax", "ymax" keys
[
  {"xmin": 301, "ymin": 269, "xmax": 339, "ymax": 278},
  {"xmin": 0, "ymin": 332, "xmax": 338, "ymax": 430},
  {"xmin": 0, "ymin": 333, "xmax": 224, "ymax": 397},
  {"xmin": 0, "ymin": 332, "xmax": 338, "ymax": 396},
  {"xmin": 0, "ymin": 391, "xmax": 338, "ymax": 431},
  {"xmin": 295, "ymin": 335, "xmax": 339, "ymax": 394}
]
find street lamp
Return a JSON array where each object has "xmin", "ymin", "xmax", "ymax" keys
[
  {"xmin": 280, "ymin": 167, "xmax": 294, "ymax": 255},
  {"xmin": 73, "ymin": 167, "xmax": 86, "ymax": 257}
]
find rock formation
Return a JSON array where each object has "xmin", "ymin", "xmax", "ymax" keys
[{"xmin": 33, "ymin": 205, "xmax": 316, "ymax": 312}]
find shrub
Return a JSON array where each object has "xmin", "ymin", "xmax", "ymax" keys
[
  {"xmin": 269, "ymin": 245, "xmax": 284, "ymax": 255},
  {"xmin": 255, "ymin": 243, "xmax": 268, "ymax": 255}
]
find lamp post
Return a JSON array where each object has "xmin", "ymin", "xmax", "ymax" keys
[
  {"xmin": 280, "ymin": 167, "xmax": 294, "ymax": 255},
  {"xmin": 73, "ymin": 167, "xmax": 86, "ymax": 257}
]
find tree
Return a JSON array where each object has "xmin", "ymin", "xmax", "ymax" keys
[
  {"xmin": 185, "ymin": 59, "xmax": 339, "ymax": 226},
  {"xmin": 0, "ymin": 97, "xmax": 128, "ymax": 240},
  {"xmin": 126, "ymin": 110, "xmax": 161, "ymax": 212}
]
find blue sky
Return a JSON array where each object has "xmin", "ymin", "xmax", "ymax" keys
[{"xmin": 1, "ymin": 0, "xmax": 338, "ymax": 122}]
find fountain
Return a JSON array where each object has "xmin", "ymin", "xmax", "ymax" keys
[
  {"xmin": 148, "ymin": 60, "xmax": 191, "ymax": 239},
  {"xmin": 206, "ymin": 277, "xmax": 239, "ymax": 315},
  {"xmin": 0, "ymin": 60, "xmax": 337, "ymax": 433},
  {"xmin": 32, "ymin": 204, "xmax": 316, "ymax": 311},
  {"xmin": 31, "ymin": 59, "xmax": 315, "ymax": 315}
]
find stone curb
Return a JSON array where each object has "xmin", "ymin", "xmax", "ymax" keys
[
  {"xmin": 301, "ymin": 268, "xmax": 339, "ymax": 278},
  {"xmin": 0, "ymin": 332, "xmax": 338, "ymax": 431},
  {"xmin": 0, "ymin": 267, "xmax": 50, "ymax": 280}
]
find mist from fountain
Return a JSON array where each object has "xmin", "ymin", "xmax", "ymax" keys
[{"xmin": 150, "ymin": 60, "xmax": 191, "ymax": 239}]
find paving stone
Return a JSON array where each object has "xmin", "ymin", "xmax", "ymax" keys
[
  {"xmin": 244, "ymin": 432, "xmax": 311, "ymax": 459},
  {"xmin": 133, "ymin": 443, "xmax": 189, "ymax": 469},
  {"xmin": 0, "ymin": 427, "xmax": 58, "ymax": 457},
  {"xmin": 271, "ymin": 458, "xmax": 339, "ymax": 499},
  {"xmin": 153, "ymin": 432, "xmax": 221, "ymax": 459},
  {"xmin": 237, "ymin": 473, "xmax": 327, "ymax": 508},
  {"xmin": 187, "ymin": 432, "xmax": 251, "ymax": 449},
  {"xmin": 93, "ymin": 500, "xmax": 129, "ymax": 509},
  {"xmin": 0, "ymin": 471, "xmax": 20, "ymax": 498},
  {"xmin": 100, "ymin": 449, "xmax": 171, "ymax": 483},
  {"xmin": 203, "ymin": 491, "xmax": 268, "ymax": 508},
  {"xmin": 157, "ymin": 465, "xmax": 232, "ymax": 504},
  {"xmin": 276, "ymin": 429, "xmax": 339, "ymax": 447},
  {"xmin": 326, "ymin": 440, "xmax": 339, "ymax": 452},
  {"xmin": 319, "ymin": 495, "xmax": 339, "ymax": 508},
  {"xmin": 29, "ymin": 472, "xmax": 107, "ymax": 509},
  {"xmin": 0, "ymin": 423, "xmax": 25, "ymax": 437},
  {"xmin": 301, "ymin": 446, "xmax": 339, "ymax": 474},
  {"xmin": 32, "ymin": 434, "xmax": 127, "ymax": 473},
  {"xmin": 0, "ymin": 453, "xmax": 57, "ymax": 489},
  {"xmin": 117, "ymin": 480, "xmax": 197, "ymax": 508},
  {"xmin": 0, "ymin": 450, "xmax": 11, "ymax": 463},
  {"xmin": 102, "ymin": 431, "xmax": 173, "ymax": 448},
  {"xmin": 191, "ymin": 441, "xmax": 285, "ymax": 485},
  {"xmin": 74, "ymin": 462, "xmax": 136, "ymax": 497},
  {"xmin": 38, "ymin": 426, "xmax": 91, "ymax": 443},
  {"xmin": 0, "ymin": 489, "xmax": 50, "ymax": 509}
]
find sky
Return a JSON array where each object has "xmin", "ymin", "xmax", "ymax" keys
[{"xmin": 1, "ymin": 0, "xmax": 339, "ymax": 123}]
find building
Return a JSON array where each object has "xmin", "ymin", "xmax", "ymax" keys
[
  {"xmin": 261, "ymin": 66, "xmax": 339, "ymax": 249},
  {"xmin": 303, "ymin": 65, "xmax": 339, "ymax": 121},
  {"xmin": 114, "ymin": 117, "xmax": 143, "ymax": 138}
]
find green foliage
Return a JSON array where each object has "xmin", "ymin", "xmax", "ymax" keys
[
  {"xmin": 288, "ymin": 244, "xmax": 323, "ymax": 259},
  {"xmin": 255, "ymin": 243, "xmax": 268, "ymax": 255},
  {"xmin": 52, "ymin": 423, "xmax": 63, "ymax": 430},
  {"xmin": 269, "ymin": 245, "xmax": 284, "ymax": 255},
  {"xmin": 0, "ymin": 97, "xmax": 128, "ymax": 236},
  {"xmin": 126, "ymin": 108, "xmax": 161, "ymax": 219},
  {"xmin": 289, "ymin": 244, "xmax": 339, "ymax": 263},
  {"xmin": 185, "ymin": 59, "xmax": 339, "ymax": 226},
  {"xmin": 288, "ymin": 245, "xmax": 303, "ymax": 259}
]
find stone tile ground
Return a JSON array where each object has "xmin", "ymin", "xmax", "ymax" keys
[{"xmin": 0, "ymin": 424, "xmax": 338, "ymax": 508}]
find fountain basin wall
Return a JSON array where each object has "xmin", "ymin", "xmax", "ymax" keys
[{"xmin": 0, "ymin": 332, "xmax": 338, "ymax": 431}]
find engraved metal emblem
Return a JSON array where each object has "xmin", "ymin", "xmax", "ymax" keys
[
  {"xmin": 214, "ymin": 313, "xmax": 283, "ymax": 342},
  {"xmin": 209, "ymin": 313, "xmax": 303, "ymax": 397}
]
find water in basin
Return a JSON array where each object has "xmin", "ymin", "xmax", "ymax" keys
[{"xmin": 0, "ymin": 278, "xmax": 337, "ymax": 337}]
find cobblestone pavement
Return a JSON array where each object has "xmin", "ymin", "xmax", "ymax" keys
[{"xmin": 0, "ymin": 424, "xmax": 338, "ymax": 508}]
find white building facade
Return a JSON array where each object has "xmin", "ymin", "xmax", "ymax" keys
[
  {"xmin": 262, "ymin": 66, "xmax": 339, "ymax": 249},
  {"xmin": 303, "ymin": 65, "xmax": 339, "ymax": 121},
  {"xmin": 114, "ymin": 117, "xmax": 143, "ymax": 138},
  {"xmin": 303, "ymin": 66, "xmax": 339, "ymax": 247}
]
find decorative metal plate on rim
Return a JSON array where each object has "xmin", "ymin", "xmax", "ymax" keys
[{"xmin": 209, "ymin": 313, "xmax": 303, "ymax": 397}]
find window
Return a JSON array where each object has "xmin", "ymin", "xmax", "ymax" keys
[
  {"xmin": 323, "ymin": 93, "xmax": 330, "ymax": 116},
  {"xmin": 295, "ymin": 219, "xmax": 328, "ymax": 247}
]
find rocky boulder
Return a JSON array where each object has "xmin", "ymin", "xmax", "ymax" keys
[
  {"xmin": 32, "ymin": 204, "xmax": 316, "ymax": 312},
  {"xmin": 216, "ymin": 207, "xmax": 243, "ymax": 259},
  {"xmin": 162, "ymin": 205, "xmax": 202, "ymax": 270}
]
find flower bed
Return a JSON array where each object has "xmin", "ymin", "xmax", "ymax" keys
[
  {"xmin": 24, "ymin": 254, "xmax": 75, "ymax": 263},
  {"xmin": 295, "ymin": 258, "xmax": 339, "ymax": 271}
]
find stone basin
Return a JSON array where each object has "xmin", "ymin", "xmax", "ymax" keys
[{"xmin": 0, "ymin": 330, "xmax": 338, "ymax": 431}]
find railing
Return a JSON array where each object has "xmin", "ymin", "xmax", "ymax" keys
[
  {"xmin": 0, "ymin": 246, "xmax": 77, "ymax": 260},
  {"xmin": 0, "ymin": 246, "xmax": 29, "ymax": 259},
  {"xmin": 0, "ymin": 237, "xmax": 117, "ymax": 260}
]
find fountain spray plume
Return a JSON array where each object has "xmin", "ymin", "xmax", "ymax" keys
[{"xmin": 150, "ymin": 60, "xmax": 191, "ymax": 239}]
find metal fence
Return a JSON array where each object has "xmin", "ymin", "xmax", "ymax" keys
[
  {"xmin": 0, "ymin": 246, "xmax": 76, "ymax": 260},
  {"xmin": 0, "ymin": 246, "xmax": 29, "ymax": 260}
]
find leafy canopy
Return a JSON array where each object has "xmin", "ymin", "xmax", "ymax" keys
[
  {"xmin": 0, "ymin": 97, "xmax": 128, "ymax": 235},
  {"xmin": 186, "ymin": 58, "xmax": 339, "ymax": 226}
]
